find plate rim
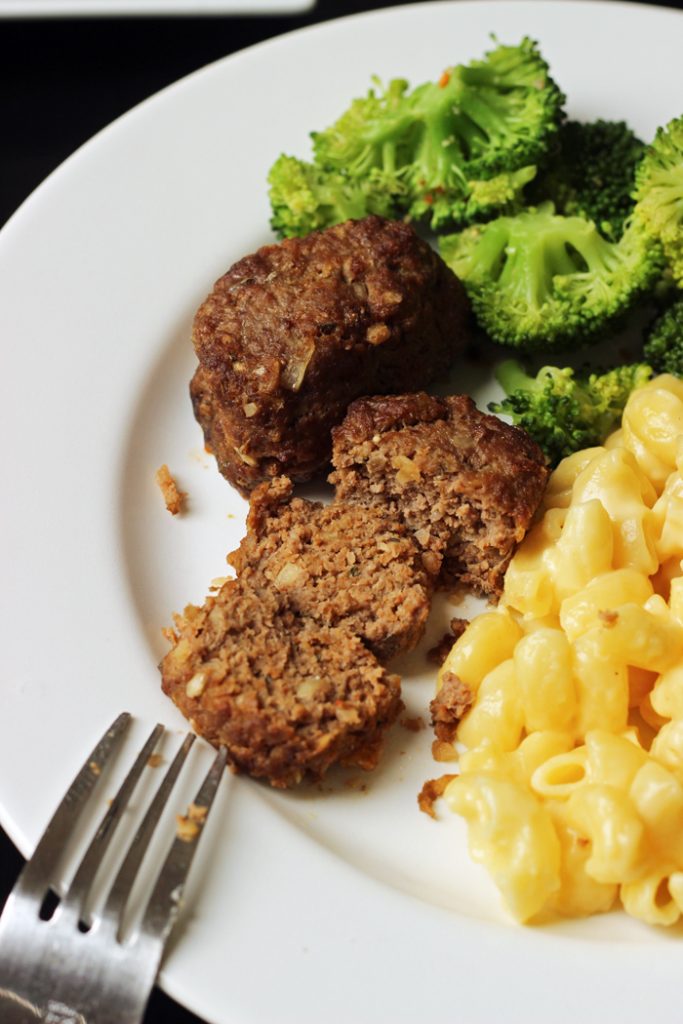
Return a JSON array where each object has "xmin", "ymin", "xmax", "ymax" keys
[{"xmin": 3, "ymin": 3, "xmax": 683, "ymax": 1022}]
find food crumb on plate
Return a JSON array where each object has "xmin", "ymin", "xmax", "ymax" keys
[
  {"xmin": 418, "ymin": 774, "xmax": 457, "ymax": 819},
  {"xmin": 432, "ymin": 739, "xmax": 458, "ymax": 763},
  {"xmin": 400, "ymin": 715, "xmax": 425, "ymax": 732},
  {"xmin": 344, "ymin": 775, "xmax": 369, "ymax": 792},
  {"xmin": 156, "ymin": 463, "xmax": 186, "ymax": 515}
]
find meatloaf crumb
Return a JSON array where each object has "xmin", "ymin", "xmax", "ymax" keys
[
  {"xmin": 329, "ymin": 392, "xmax": 549, "ymax": 596},
  {"xmin": 427, "ymin": 617, "xmax": 469, "ymax": 665},
  {"xmin": 400, "ymin": 715, "xmax": 426, "ymax": 733},
  {"xmin": 426, "ymin": 635, "xmax": 454, "ymax": 666},
  {"xmin": 227, "ymin": 476, "xmax": 432, "ymax": 662},
  {"xmin": 156, "ymin": 464, "xmax": 185, "ymax": 515},
  {"xmin": 190, "ymin": 216, "xmax": 470, "ymax": 494},
  {"xmin": 430, "ymin": 671, "xmax": 474, "ymax": 742},
  {"xmin": 449, "ymin": 617, "xmax": 469, "ymax": 641},
  {"xmin": 160, "ymin": 580, "xmax": 402, "ymax": 789},
  {"xmin": 418, "ymin": 774, "xmax": 458, "ymax": 819}
]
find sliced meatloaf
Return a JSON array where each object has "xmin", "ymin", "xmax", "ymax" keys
[
  {"xmin": 160, "ymin": 580, "xmax": 402, "ymax": 789},
  {"xmin": 191, "ymin": 216, "xmax": 470, "ymax": 494},
  {"xmin": 227, "ymin": 476, "xmax": 432, "ymax": 661},
  {"xmin": 329, "ymin": 392, "xmax": 549, "ymax": 597}
]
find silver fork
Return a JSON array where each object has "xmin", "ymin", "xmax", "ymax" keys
[{"xmin": 0, "ymin": 712, "xmax": 227, "ymax": 1024}]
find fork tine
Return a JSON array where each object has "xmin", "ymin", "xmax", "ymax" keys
[
  {"xmin": 140, "ymin": 745, "xmax": 228, "ymax": 945},
  {"xmin": 61, "ymin": 722, "xmax": 165, "ymax": 924},
  {"xmin": 16, "ymin": 712, "xmax": 132, "ymax": 899},
  {"xmin": 102, "ymin": 732, "xmax": 196, "ymax": 928}
]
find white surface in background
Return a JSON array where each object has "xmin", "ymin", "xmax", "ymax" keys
[{"xmin": 0, "ymin": 0, "xmax": 314, "ymax": 16}]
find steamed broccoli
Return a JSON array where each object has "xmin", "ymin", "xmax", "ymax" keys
[
  {"xmin": 491, "ymin": 359, "xmax": 653, "ymax": 465},
  {"xmin": 310, "ymin": 76, "xmax": 413, "ymax": 193},
  {"xmin": 439, "ymin": 203, "xmax": 663, "ymax": 350},
  {"xmin": 269, "ymin": 37, "xmax": 564, "ymax": 236},
  {"xmin": 311, "ymin": 38, "xmax": 564, "ymax": 179},
  {"xmin": 269, "ymin": 158, "xmax": 539, "ymax": 238},
  {"xmin": 268, "ymin": 155, "xmax": 402, "ymax": 238},
  {"xmin": 400, "ymin": 36, "xmax": 564, "ymax": 227},
  {"xmin": 633, "ymin": 115, "xmax": 683, "ymax": 286},
  {"xmin": 408, "ymin": 164, "xmax": 538, "ymax": 232},
  {"xmin": 530, "ymin": 119, "xmax": 645, "ymax": 239},
  {"xmin": 643, "ymin": 297, "xmax": 683, "ymax": 376}
]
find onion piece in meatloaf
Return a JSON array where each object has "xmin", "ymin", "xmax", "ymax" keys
[
  {"xmin": 190, "ymin": 216, "xmax": 470, "ymax": 494},
  {"xmin": 160, "ymin": 580, "xmax": 402, "ymax": 789},
  {"xmin": 329, "ymin": 392, "xmax": 549, "ymax": 597},
  {"xmin": 227, "ymin": 476, "xmax": 433, "ymax": 662}
]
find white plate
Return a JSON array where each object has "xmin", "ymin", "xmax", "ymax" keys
[
  {"xmin": 2, "ymin": 2, "xmax": 683, "ymax": 1021},
  {"xmin": 0, "ymin": 0, "xmax": 315, "ymax": 16}
]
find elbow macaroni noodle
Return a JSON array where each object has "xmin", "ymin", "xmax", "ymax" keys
[{"xmin": 438, "ymin": 375, "xmax": 683, "ymax": 924}]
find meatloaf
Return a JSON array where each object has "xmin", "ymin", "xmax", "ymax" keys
[
  {"xmin": 191, "ymin": 216, "xmax": 470, "ymax": 494},
  {"xmin": 160, "ymin": 580, "xmax": 401, "ymax": 789},
  {"xmin": 227, "ymin": 476, "xmax": 432, "ymax": 661},
  {"xmin": 329, "ymin": 392, "xmax": 549, "ymax": 596}
]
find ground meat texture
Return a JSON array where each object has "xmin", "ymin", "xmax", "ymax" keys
[
  {"xmin": 160, "ymin": 581, "xmax": 402, "ymax": 789},
  {"xmin": 227, "ymin": 476, "xmax": 432, "ymax": 662},
  {"xmin": 190, "ymin": 216, "xmax": 470, "ymax": 494},
  {"xmin": 329, "ymin": 392, "xmax": 549, "ymax": 597},
  {"xmin": 430, "ymin": 671, "xmax": 474, "ymax": 743},
  {"xmin": 427, "ymin": 618, "xmax": 469, "ymax": 666}
]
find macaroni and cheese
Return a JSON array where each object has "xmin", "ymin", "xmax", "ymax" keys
[{"xmin": 436, "ymin": 375, "xmax": 683, "ymax": 925}]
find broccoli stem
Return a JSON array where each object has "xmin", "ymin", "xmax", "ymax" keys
[{"xmin": 495, "ymin": 359, "xmax": 538, "ymax": 395}]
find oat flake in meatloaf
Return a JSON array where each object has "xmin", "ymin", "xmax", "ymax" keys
[
  {"xmin": 160, "ymin": 580, "xmax": 402, "ymax": 789},
  {"xmin": 227, "ymin": 476, "xmax": 433, "ymax": 662},
  {"xmin": 329, "ymin": 392, "xmax": 549, "ymax": 597},
  {"xmin": 190, "ymin": 216, "xmax": 470, "ymax": 494}
]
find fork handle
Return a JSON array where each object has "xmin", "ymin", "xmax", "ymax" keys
[{"xmin": 0, "ymin": 912, "xmax": 161, "ymax": 1023}]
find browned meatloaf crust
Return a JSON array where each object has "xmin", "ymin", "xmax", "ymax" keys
[
  {"xmin": 329, "ymin": 392, "xmax": 549, "ymax": 597},
  {"xmin": 190, "ymin": 216, "xmax": 470, "ymax": 494},
  {"xmin": 227, "ymin": 476, "xmax": 432, "ymax": 662},
  {"xmin": 160, "ymin": 580, "xmax": 402, "ymax": 789}
]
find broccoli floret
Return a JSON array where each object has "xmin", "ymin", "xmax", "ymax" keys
[
  {"xmin": 633, "ymin": 115, "xmax": 683, "ymax": 287},
  {"xmin": 491, "ymin": 359, "xmax": 653, "ymax": 465},
  {"xmin": 530, "ymin": 120, "xmax": 645, "ymax": 239},
  {"xmin": 311, "ymin": 77, "xmax": 413, "ymax": 190},
  {"xmin": 273, "ymin": 38, "xmax": 564, "ymax": 234},
  {"xmin": 268, "ymin": 155, "xmax": 401, "ymax": 238},
  {"xmin": 409, "ymin": 164, "xmax": 538, "ymax": 231},
  {"xmin": 643, "ymin": 297, "xmax": 683, "ymax": 376},
  {"xmin": 439, "ymin": 203, "xmax": 663, "ymax": 350},
  {"xmin": 400, "ymin": 37, "xmax": 564, "ymax": 206}
]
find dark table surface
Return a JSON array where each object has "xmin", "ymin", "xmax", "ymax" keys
[{"xmin": 0, "ymin": 0, "xmax": 679, "ymax": 1020}]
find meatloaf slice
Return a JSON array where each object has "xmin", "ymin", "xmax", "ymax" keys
[
  {"xmin": 227, "ymin": 476, "xmax": 432, "ymax": 662},
  {"xmin": 191, "ymin": 216, "xmax": 470, "ymax": 494},
  {"xmin": 329, "ymin": 392, "xmax": 549, "ymax": 597},
  {"xmin": 160, "ymin": 580, "xmax": 402, "ymax": 789}
]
